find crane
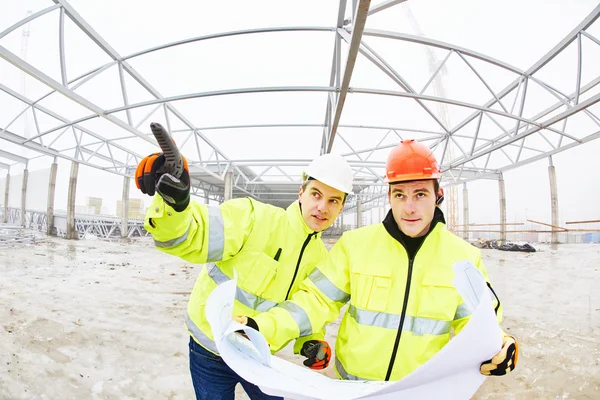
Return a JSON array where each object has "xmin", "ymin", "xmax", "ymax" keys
[{"xmin": 403, "ymin": 5, "xmax": 459, "ymax": 232}]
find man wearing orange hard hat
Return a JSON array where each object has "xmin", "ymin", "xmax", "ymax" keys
[{"xmin": 239, "ymin": 139, "xmax": 518, "ymax": 382}]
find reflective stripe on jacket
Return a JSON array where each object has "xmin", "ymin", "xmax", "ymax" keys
[
  {"xmin": 253, "ymin": 209, "xmax": 502, "ymax": 381},
  {"xmin": 144, "ymin": 196, "xmax": 327, "ymax": 354}
]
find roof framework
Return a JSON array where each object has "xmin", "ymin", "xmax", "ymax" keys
[{"xmin": 1, "ymin": 0, "xmax": 600, "ymax": 209}]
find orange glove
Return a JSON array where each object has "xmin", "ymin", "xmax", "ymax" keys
[
  {"xmin": 480, "ymin": 335, "xmax": 518, "ymax": 376},
  {"xmin": 134, "ymin": 153, "xmax": 190, "ymax": 212},
  {"xmin": 300, "ymin": 340, "xmax": 331, "ymax": 370}
]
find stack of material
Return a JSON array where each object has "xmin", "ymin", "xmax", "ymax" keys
[
  {"xmin": 473, "ymin": 239, "xmax": 536, "ymax": 252},
  {"xmin": 0, "ymin": 224, "xmax": 38, "ymax": 247},
  {"xmin": 116, "ymin": 198, "xmax": 145, "ymax": 220}
]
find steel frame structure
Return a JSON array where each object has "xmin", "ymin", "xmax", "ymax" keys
[
  {"xmin": 1, "ymin": 207, "xmax": 148, "ymax": 239},
  {"xmin": 1, "ymin": 0, "xmax": 600, "ymax": 211}
]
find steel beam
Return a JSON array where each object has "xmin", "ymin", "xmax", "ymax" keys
[
  {"xmin": 0, "ymin": 149, "xmax": 28, "ymax": 164},
  {"xmin": 0, "ymin": 45, "xmax": 155, "ymax": 145},
  {"xmin": 368, "ymin": 0, "xmax": 407, "ymax": 16},
  {"xmin": 326, "ymin": 0, "xmax": 371, "ymax": 152}
]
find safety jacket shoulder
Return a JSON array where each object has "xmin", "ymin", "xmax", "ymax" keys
[
  {"xmin": 254, "ymin": 209, "xmax": 502, "ymax": 381},
  {"xmin": 144, "ymin": 195, "xmax": 328, "ymax": 354}
]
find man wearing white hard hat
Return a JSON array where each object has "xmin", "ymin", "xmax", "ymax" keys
[{"xmin": 135, "ymin": 150, "xmax": 353, "ymax": 400}]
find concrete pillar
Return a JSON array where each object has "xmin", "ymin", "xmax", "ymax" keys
[
  {"xmin": 67, "ymin": 161, "xmax": 79, "ymax": 240},
  {"xmin": 46, "ymin": 161, "xmax": 58, "ymax": 235},
  {"xmin": 21, "ymin": 167, "xmax": 29, "ymax": 227},
  {"xmin": 462, "ymin": 183, "xmax": 469, "ymax": 241},
  {"xmin": 224, "ymin": 171, "xmax": 233, "ymax": 201},
  {"xmin": 356, "ymin": 197, "xmax": 362, "ymax": 229},
  {"xmin": 548, "ymin": 157, "xmax": 559, "ymax": 244},
  {"xmin": 498, "ymin": 173, "xmax": 506, "ymax": 243},
  {"xmin": 3, "ymin": 173, "xmax": 9, "ymax": 223},
  {"xmin": 121, "ymin": 176, "xmax": 130, "ymax": 238},
  {"xmin": 340, "ymin": 212, "xmax": 344, "ymax": 233}
]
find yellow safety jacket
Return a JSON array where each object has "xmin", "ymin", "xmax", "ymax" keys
[
  {"xmin": 254, "ymin": 208, "xmax": 502, "ymax": 381},
  {"xmin": 144, "ymin": 196, "xmax": 327, "ymax": 354}
]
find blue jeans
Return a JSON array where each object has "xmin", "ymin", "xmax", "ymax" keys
[{"xmin": 189, "ymin": 337, "xmax": 283, "ymax": 400}]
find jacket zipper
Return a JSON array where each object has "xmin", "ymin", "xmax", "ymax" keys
[
  {"xmin": 285, "ymin": 232, "xmax": 316, "ymax": 300},
  {"xmin": 383, "ymin": 239, "xmax": 426, "ymax": 381}
]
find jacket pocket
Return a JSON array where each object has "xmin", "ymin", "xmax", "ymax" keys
[
  {"xmin": 240, "ymin": 252, "xmax": 279, "ymax": 296},
  {"xmin": 352, "ymin": 271, "xmax": 392, "ymax": 312},
  {"xmin": 417, "ymin": 274, "xmax": 458, "ymax": 321}
]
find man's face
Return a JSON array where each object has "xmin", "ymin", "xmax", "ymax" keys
[
  {"xmin": 299, "ymin": 180, "xmax": 345, "ymax": 232},
  {"xmin": 388, "ymin": 179, "xmax": 439, "ymax": 238}
]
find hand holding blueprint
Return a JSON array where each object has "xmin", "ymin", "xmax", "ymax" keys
[{"xmin": 205, "ymin": 261, "xmax": 502, "ymax": 399}]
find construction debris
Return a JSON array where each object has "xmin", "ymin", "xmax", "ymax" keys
[
  {"xmin": 0, "ymin": 224, "xmax": 40, "ymax": 248},
  {"xmin": 473, "ymin": 239, "xmax": 536, "ymax": 252}
]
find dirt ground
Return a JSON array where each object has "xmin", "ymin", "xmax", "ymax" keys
[{"xmin": 1, "ymin": 236, "xmax": 599, "ymax": 399}]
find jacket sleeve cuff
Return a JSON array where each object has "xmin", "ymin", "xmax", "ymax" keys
[
  {"xmin": 293, "ymin": 328, "xmax": 325, "ymax": 354},
  {"xmin": 253, "ymin": 307, "xmax": 303, "ymax": 352},
  {"xmin": 252, "ymin": 313, "xmax": 277, "ymax": 345},
  {"xmin": 144, "ymin": 195, "xmax": 192, "ymax": 242}
]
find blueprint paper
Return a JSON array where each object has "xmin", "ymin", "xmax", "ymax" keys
[{"xmin": 205, "ymin": 260, "xmax": 502, "ymax": 400}]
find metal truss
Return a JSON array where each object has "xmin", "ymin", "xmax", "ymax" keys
[
  {"xmin": 2, "ymin": 207, "xmax": 147, "ymax": 239},
  {"xmin": 2, "ymin": 208, "xmax": 47, "ymax": 232},
  {"xmin": 71, "ymin": 213, "xmax": 148, "ymax": 239},
  {"xmin": 1, "ymin": 1, "xmax": 599, "ymax": 214}
]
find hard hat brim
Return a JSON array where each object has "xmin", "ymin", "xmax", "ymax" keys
[{"xmin": 385, "ymin": 173, "xmax": 441, "ymax": 184}]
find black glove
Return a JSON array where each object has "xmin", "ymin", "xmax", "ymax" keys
[
  {"xmin": 135, "ymin": 153, "xmax": 190, "ymax": 212},
  {"xmin": 233, "ymin": 316, "xmax": 259, "ymax": 339},
  {"xmin": 480, "ymin": 335, "xmax": 518, "ymax": 376},
  {"xmin": 300, "ymin": 340, "xmax": 331, "ymax": 370}
]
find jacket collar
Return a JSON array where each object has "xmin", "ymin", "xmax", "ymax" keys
[
  {"xmin": 382, "ymin": 207, "xmax": 446, "ymax": 244},
  {"xmin": 287, "ymin": 200, "xmax": 322, "ymax": 238}
]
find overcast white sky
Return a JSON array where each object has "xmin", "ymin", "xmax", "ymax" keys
[{"xmin": 1, "ymin": 0, "xmax": 599, "ymax": 227}]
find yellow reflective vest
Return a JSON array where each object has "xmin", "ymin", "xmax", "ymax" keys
[
  {"xmin": 253, "ymin": 208, "xmax": 502, "ymax": 381},
  {"xmin": 144, "ymin": 195, "xmax": 328, "ymax": 354}
]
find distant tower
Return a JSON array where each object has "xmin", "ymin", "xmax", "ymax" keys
[{"xmin": 404, "ymin": 6, "xmax": 459, "ymax": 231}]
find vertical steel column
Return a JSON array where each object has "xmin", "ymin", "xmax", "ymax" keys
[
  {"xmin": 67, "ymin": 161, "xmax": 79, "ymax": 240},
  {"xmin": 462, "ymin": 183, "xmax": 469, "ymax": 241},
  {"xmin": 224, "ymin": 171, "xmax": 233, "ymax": 201},
  {"xmin": 3, "ymin": 173, "xmax": 9, "ymax": 223},
  {"xmin": 356, "ymin": 197, "xmax": 362, "ymax": 228},
  {"xmin": 498, "ymin": 173, "xmax": 506, "ymax": 243},
  {"xmin": 548, "ymin": 156, "xmax": 560, "ymax": 244},
  {"xmin": 21, "ymin": 166, "xmax": 28, "ymax": 227},
  {"xmin": 204, "ymin": 190, "xmax": 210, "ymax": 204},
  {"xmin": 46, "ymin": 160, "xmax": 58, "ymax": 235},
  {"xmin": 121, "ymin": 176, "xmax": 130, "ymax": 238}
]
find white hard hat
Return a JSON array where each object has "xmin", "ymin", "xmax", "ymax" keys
[{"xmin": 302, "ymin": 153, "xmax": 354, "ymax": 194}]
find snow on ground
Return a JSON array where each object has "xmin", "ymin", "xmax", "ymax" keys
[{"xmin": 1, "ymin": 237, "xmax": 599, "ymax": 399}]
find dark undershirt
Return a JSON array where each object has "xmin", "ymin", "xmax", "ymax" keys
[
  {"xmin": 382, "ymin": 208, "xmax": 446, "ymax": 259},
  {"xmin": 399, "ymin": 231, "xmax": 425, "ymax": 260}
]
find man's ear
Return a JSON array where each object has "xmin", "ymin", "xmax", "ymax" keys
[
  {"xmin": 298, "ymin": 187, "xmax": 304, "ymax": 201},
  {"xmin": 436, "ymin": 187, "xmax": 445, "ymax": 205}
]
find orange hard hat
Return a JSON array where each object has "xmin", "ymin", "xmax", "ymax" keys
[{"xmin": 385, "ymin": 139, "xmax": 441, "ymax": 183}]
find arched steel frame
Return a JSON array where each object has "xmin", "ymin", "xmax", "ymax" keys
[{"xmin": 1, "ymin": 0, "xmax": 599, "ymax": 210}]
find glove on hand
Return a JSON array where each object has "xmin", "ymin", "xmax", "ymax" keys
[
  {"xmin": 135, "ymin": 153, "xmax": 190, "ymax": 212},
  {"xmin": 300, "ymin": 340, "xmax": 331, "ymax": 370},
  {"xmin": 480, "ymin": 335, "xmax": 518, "ymax": 376},
  {"xmin": 233, "ymin": 316, "xmax": 259, "ymax": 339}
]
